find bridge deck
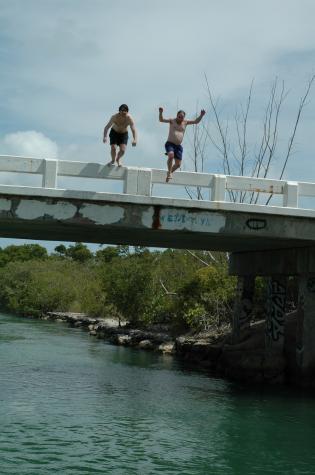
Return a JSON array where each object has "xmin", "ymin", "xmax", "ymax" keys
[
  {"xmin": 0, "ymin": 155, "xmax": 314, "ymax": 251},
  {"xmin": 0, "ymin": 184, "xmax": 314, "ymax": 251}
]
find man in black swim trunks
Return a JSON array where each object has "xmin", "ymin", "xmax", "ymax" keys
[{"xmin": 103, "ymin": 104, "xmax": 137, "ymax": 166}]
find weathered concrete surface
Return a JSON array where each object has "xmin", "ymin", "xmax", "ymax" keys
[
  {"xmin": 296, "ymin": 274, "xmax": 315, "ymax": 379},
  {"xmin": 0, "ymin": 187, "xmax": 315, "ymax": 251},
  {"xmin": 230, "ymin": 247, "xmax": 315, "ymax": 276},
  {"xmin": 232, "ymin": 276, "xmax": 255, "ymax": 342}
]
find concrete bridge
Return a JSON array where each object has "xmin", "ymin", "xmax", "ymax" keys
[{"xmin": 0, "ymin": 154, "xmax": 315, "ymax": 379}]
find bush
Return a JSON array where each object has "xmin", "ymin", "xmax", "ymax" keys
[
  {"xmin": 174, "ymin": 264, "xmax": 236, "ymax": 330},
  {"xmin": 0, "ymin": 260, "xmax": 77, "ymax": 316},
  {"xmin": 102, "ymin": 254, "xmax": 155, "ymax": 325}
]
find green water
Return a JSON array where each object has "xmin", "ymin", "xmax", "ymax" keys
[{"xmin": 1, "ymin": 313, "xmax": 315, "ymax": 475}]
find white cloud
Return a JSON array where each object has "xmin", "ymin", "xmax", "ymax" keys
[
  {"xmin": 0, "ymin": 131, "xmax": 59, "ymax": 188},
  {"xmin": 1, "ymin": 131, "xmax": 58, "ymax": 159},
  {"xmin": 0, "ymin": 0, "xmax": 315, "ymax": 189}
]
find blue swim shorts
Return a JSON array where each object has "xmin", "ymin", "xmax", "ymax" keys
[{"xmin": 165, "ymin": 141, "xmax": 183, "ymax": 160}]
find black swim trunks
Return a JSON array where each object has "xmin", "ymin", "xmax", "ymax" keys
[{"xmin": 109, "ymin": 128, "xmax": 128, "ymax": 146}]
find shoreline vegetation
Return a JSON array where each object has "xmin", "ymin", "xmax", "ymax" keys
[{"xmin": 0, "ymin": 242, "xmax": 311, "ymax": 387}]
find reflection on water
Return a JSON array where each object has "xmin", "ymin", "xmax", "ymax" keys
[{"xmin": 1, "ymin": 313, "xmax": 315, "ymax": 474}]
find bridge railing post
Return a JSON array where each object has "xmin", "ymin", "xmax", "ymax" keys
[
  {"xmin": 137, "ymin": 169, "xmax": 152, "ymax": 196},
  {"xmin": 123, "ymin": 168, "xmax": 138, "ymax": 195},
  {"xmin": 210, "ymin": 174, "xmax": 226, "ymax": 201},
  {"xmin": 283, "ymin": 181, "xmax": 298, "ymax": 208},
  {"xmin": 42, "ymin": 159, "xmax": 58, "ymax": 188},
  {"xmin": 123, "ymin": 168, "xmax": 152, "ymax": 196}
]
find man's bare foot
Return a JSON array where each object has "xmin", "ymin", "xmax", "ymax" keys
[
  {"xmin": 166, "ymin": 173, "xmax": 172, "ymax": 183},
  {"xmin": 107, "ymin": 161, "xmax": 115, "ymax": 166}
]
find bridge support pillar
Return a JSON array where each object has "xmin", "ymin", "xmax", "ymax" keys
[
  {"xmin": 232, "ymin": 275, "xmax": 255, "ymax": 343},
  {"xmin": 265, "ymin": 275, "xmax": 287, "ymax": 352},
  {"xmin": 296, "ymin": 273, "xmax": 315, "ymax": 375}
]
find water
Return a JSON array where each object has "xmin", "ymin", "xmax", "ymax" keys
[{"xmin": 1, "ymin": 313, "xmax": 315, "ymax": 475}]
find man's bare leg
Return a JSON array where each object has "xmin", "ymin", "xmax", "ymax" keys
[
  {"xmin": 171, "ymin": 158, "xmax": 181, "ymax": 174},
  {"xmin": 107, "ymin": 145, "xmax": 116, "ymax": 166},
  {"xmin": 116, "ymin": 144, "xmax": 126, "ymax": 167},
  {"xmin": 166, "ymin": 152, "xmax": 174, "ymax": 182}
]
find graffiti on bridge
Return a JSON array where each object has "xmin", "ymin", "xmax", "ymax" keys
[{"xmin": 266, "ymin": 278, "xmax": 286, "ymax": 345}]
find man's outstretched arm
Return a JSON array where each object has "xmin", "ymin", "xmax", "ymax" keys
[
  {"xmin": 186, "ymin": 109, "xmax": 206, "ymax": 125},
  {"xmin": 103, "ymin": 116, "xmax": 114, "ymax": 143},
  {"xmin": 159, "ymin": 107, "xmax": 171, "ymax": 123}
]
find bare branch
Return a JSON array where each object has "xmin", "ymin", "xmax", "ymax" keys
[
  {"xmin": 265, "ymin": 74, "xmax": 315, "ymax": 205},
  {"xmin": 185, "ymin": 249, "xmax": 216, "ymax": 265},
  {"xmin": 159, "ymin": 279, "xmax": 177, "ymax": 296}
]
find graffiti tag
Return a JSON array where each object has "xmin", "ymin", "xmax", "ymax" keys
[{"xmin": 246, "ymin": 218, "xmax": 267, "ymax": 230}]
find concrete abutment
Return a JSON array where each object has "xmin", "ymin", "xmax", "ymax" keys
[{"xmin": 229, "ymin": 247, "xmax": 315, "ymax": 384}]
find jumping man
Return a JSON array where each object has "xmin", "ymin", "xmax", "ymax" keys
[
  {"xmin": 103, "ymin": 104, "xmax": 137, "ymax": 167},
  {"xmin": 159, "ymin": 107, "xmax": 206, "ymax": 181}
]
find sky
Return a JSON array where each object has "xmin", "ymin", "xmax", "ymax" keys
[{"xmin": 1, "ymin": 0, "xmax": 315, "ymax": 252}]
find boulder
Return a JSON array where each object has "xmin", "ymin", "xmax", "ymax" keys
[
  {"xmin": 138, "ymin": 339, "xmax": 154, "ymax": 350},
  {"xmin": 117, "ymin": 334, "xmax": 132, "ymax": 346},
  {"xmin": 158, "ymin": 342, "xmax": 175, "ymax": 354}
]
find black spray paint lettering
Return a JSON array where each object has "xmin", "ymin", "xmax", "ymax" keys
[
  {"xmin": 266, "ymin": 279, "xmax": 286, "ymax": 343},
  {"xmin": 246, "ymin": 218, "xmax": 267, "ymax": 230}
]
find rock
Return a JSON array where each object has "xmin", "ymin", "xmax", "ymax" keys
[
  {"xmin": 262, "ymin": 352, "xmax": 286, "ymax": 383},
  {"xmin": 117, "ymin": 334, "xmax": 132, "ymax": 346},
  {"xmin": 73, "ymin": 321, "xmax": 83, "ymax": 328},
  {"xmin": 138, "ymin": 339, "xmax": 154, "ymax": 350},
  {"xmin": 158, "ymin": 342, "xmax": 175, "ymax": 354},
  {"xmin": 175, "ymin": 337, "xmax": 194, "ymax": 355},
  {"xmin": 218, "ymin": 348, "xmax": 265, "ymax": 383}
]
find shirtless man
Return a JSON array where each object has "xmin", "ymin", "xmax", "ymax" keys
[
  {"xmin": 103, "ymin": 104, "xmax": 137, "ymax": 167},
  {"xmin": 159, "ymin": 107, "xmax": 206, "ymax": 181}
]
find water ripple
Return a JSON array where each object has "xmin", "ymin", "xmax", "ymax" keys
[{"xmin": 1, "ymin": 313, "xmax": 315, "ymax": 474}]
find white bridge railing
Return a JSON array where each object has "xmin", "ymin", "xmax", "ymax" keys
[{"xmin": 0, "ymin": 155, "xmax": 315, "ymax": 209}]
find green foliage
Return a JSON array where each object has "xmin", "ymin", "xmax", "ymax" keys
[
  {"xmin": 95, "ymin": 246, "xmax": 120, "ymax": 263},
  {"xmin": 64, "ymin": 242, "xmax": 93, "ymax": 262},
  {"xmin": 0, "ymin": 243, "xmax": 238, "ymax": 332},
  {"xmin": 174, "ymin": 264, "xmax": 236, "ymax": 330},
  {"xmin": 69, "ymin": 263, "xmax": 108, "ymax": 317},
  {"xmin": 53, "ymin": 243, "xmax": 93, "ymax": 262},
  {"xmin": 0, "ymin": 259, "xmax": 77, "ymax": 316},
  {"xmin": 0, "ymin": 244, "xmax": 48, "ymax": 267},
  {"xmin": 102, "ymin": 254, "xmax": 154, "ymax": 325},
  {"xmin": 54, "ymin": 244, "xmax": 67, "ymax": 256}
]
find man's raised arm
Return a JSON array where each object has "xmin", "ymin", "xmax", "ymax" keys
[
  {"xmin": 186, "ymin": 109, "xmax": 206, "ymax": 125},
  {"xmin": 159, "ymin": 107, "xmax": 171, "ymax": 123}
]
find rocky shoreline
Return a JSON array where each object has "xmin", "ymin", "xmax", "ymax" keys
[
  {"xmin": 40, "ymin": 311, "xmax": 314, "ymax": 388},
  {"xmin": 43, "ymin": 312, "xmax": 177, "ymax": 354}
]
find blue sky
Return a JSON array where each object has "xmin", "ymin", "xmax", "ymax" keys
[{"xmin": 1, "ymin": 0, "xmax": 315, "ymax": 252}]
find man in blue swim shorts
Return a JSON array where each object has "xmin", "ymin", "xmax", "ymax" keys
[{"xmin": 159, "ymin": 107, "xmax": 206, "ymax": 181}]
